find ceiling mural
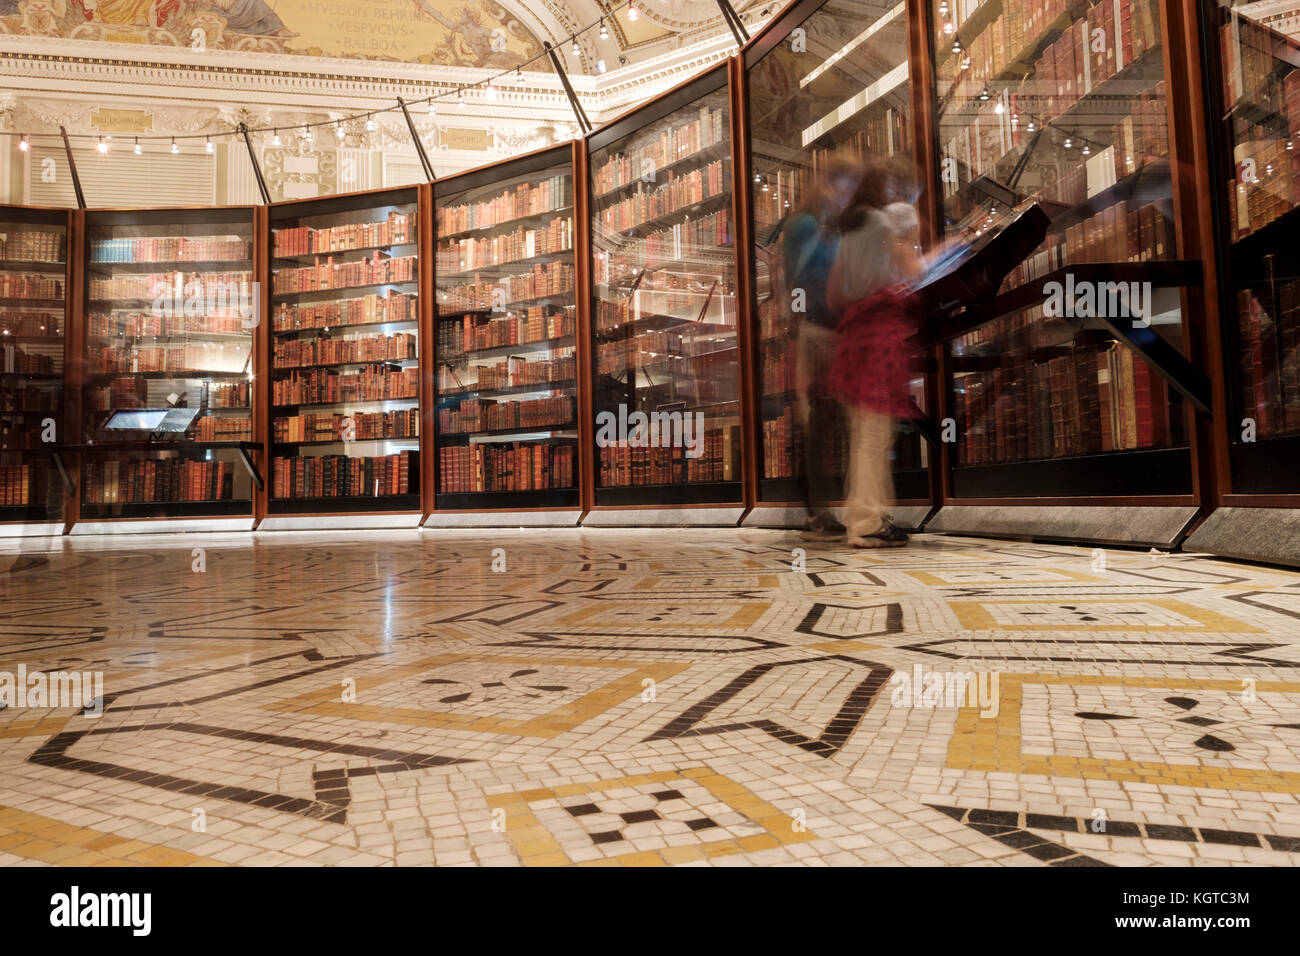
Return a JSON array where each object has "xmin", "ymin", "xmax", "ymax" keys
[{"xmin": 0, "ymin": 0, "xmax": 545, "ymax": 66}]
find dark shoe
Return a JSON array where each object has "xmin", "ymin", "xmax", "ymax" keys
[
  {"xmin": 800, "ymin": 513, "xmax": 846, "ymax": 540},
  {"xmin": 848, "ymin": 522, "xmax": 909, "ymax": 548}
]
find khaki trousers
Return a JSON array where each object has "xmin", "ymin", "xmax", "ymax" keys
[{"xmin": 844, "ymin": 406, "xmax": 895, "ymax": 539}]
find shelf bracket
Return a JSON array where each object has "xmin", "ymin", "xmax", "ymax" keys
[
  {"xmin": 236, "ymin": 446, "xmax": 265, "ymax": 492},
  {"xmin": 544, "ymin": 42, "xmax": 592, "ymax": 135},
  {"xmin": 238, "ymin": 123, "xmax": 272, "ymax": 204},
  {"xmin": 397, "ymin": 97, "xmax": 436, "ymax": 182},
  {"xmin": 58, "ymin": 126, "xmax": 86, "ymax": 210}
]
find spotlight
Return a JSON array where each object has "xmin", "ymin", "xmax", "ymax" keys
[
  {"xmin": 134, "ymin": 137, "xmax": 142, "ymax": 155},
  {"xmin": 1082, "ymin": 143, "xmax": 1091, "ymax": 156},
  {"xmin": 486, "ymin": 81, "xmax": 496, "ymax": 101},
  {"xmin": 596, "ymin": 59, "xmax": 606, "ymax": 74},
  {"xmin": 365, "ymin": 118, "xmax": 376, "ymax": 132},
  {"xmin": 572, "ymin": 36, "xmax": 580, "ymax": 56},
  {"xmin": 97, "ymin": 136, "xmax": 108, "ymax": 154},
  {"xmin": 977, "ymin": 86, "xmax": 990, "ymax": 101},
  {"xmin": 600, "ymin": 18, "xmax": 608, "ymax": 39},
  {"xmin": 205, "ymin": 137, "xmax": 214, "ymax": 153},
  {"xmin": 17, "ymin": 134, "xmax": 28, "ymax": 152},
  {"xmin": 628, "ymin": 1, "xmax": 638, "ymax": 21},
  {"xmin": 994, "ymin": 100, "xmax": 1004, "ymax": 114},
  {"xmin": 458, "ymin": 88, "xmax": 466, "ymax": 108},
  {"xmin": 171, "ymin": 138, "xmax": 180, "ymax": 154},
  {"xmin": 272, "ymin": 129, "xmax": 281, "ymax": 146},
  {"xmin": 335, "ymin": 122, "xmax": 345, "ymax": 140},
  {"xmin": 1063, "ymin": 136, "xmax": 1072, "ymax": 148}
]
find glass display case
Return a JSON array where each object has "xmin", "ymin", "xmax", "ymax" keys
[
  {"xmin": 433, "ymin": 147, "xmax": 579, "ymax": 510},
  {"xmin": 745, "ymin": 0, "xmax": 928, "ymax": 505},
  {"xmin": 588, "ymin": 68, "xmax": 743, "ymax": 506},
  {"xmin": 1205, "ymin": 1, "xmax": 1300, "ymax": 494},
  {"xmin": 932, "ymin": 0, "xmax": 1192, "ymax": 495},
  {"xmin": 268, "ymin": 189, "xmax": 421, "ymax": 514},
  {"xmin": 0, "ymin": 207, "xmax": 69, "ymax": 525},
  {"xmin": 81, "ymin": 208, "xmax": 256, "ymax": 519}
]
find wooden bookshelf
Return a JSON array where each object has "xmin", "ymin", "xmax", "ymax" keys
[{"xmin": 267, "ymin": 189, "xmax": 421, "ymax": 515}]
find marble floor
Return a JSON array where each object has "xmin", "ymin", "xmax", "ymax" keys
[{"xmin": 1, "ymin": 527, "xmax": 1299, "ymax": 867}]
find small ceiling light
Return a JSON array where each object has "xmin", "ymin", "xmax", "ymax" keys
[
  {"xmin": 97, "ymin": 136, "xmax": 108, "ymax": 154},
  {"xmin": 365, "ymin": 117, "xmax": 376, "ymax": 132},
  {"xmin": 994, "ymin": 100, "xmax": 1004, "ymax": 114},
  {"xmin": 304, "ymin": 127, "xmax": 313, "ymax": 142},
  {"xmin": 428, "ymin": 95, "xmax": 437, "ymax": 114},
  {"xmin": 977, "ymin": 86, "xmax": 990, "ymax": 101},
  {"xmin": 943, "ymin": 20, "xmax": 954, "ymax": 35},
  {"xmin": 486, "ymin": 80, "xmax": 497, "ymax": 100},
  {"xmin": 1027, "ymin": 119, "xmax": 1035, "ymax": 132},
  {"xmin": 458, "ymin": 88, "xmax": 466, "ymax": 108},
  {"xmin": 133, "ymin": 137, "xmax": 142, "ymax": 155},
  {"xmin": 516, "ymin": 68, "xmax": 524, "ymax": 84},
  {"xmin": 628, "ymin": 1, "xmax": 638, "ymax": 21},
  {"xmin": 205, "ymin": 136, "xmax": 214, "ymax": 153},
  {"xmin": 335, "ymin": 122, "xmax": 345, "ymax": 140},
  {"xmin": 1289, "ymin": 140, "xmax": 1295, "ymax": 151},
  {"xmin": 1082, "ymin": 143, "xmax": 1091, "ymax": 156},
  {"xmin": 596, "ymin": 59, "xmax": 607, "ymax": 73},
  {"xmin": 572, "ymin": 36, "xmax": 580, "ymax": 56},
  {"xmin": 600, "ymin": 18, "xmax": 608, "ymax": 39},
  {"xmin": 939, "ymin": 0, "xmax": 949, "ymax": 11},
  {"xmin": 1063, "ymin": 137, "xmax": 1072, "ymax": 149},
  {"xmin": 171, "ymin": 138, "xmax": 179, "ymax": 154},
  {"xmin": 952, "ymin": 38, "xmax": 961, "ymax": 53},
  {"xmin": 272, "ymin": 129, "xmax": 281, "ymax": 146},
  {"xmin": 17, "ymin": 134, "xmax": 28, "ymax": 152}
]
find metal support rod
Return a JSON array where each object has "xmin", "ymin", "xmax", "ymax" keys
[
  {"xmin": 397, "ymin": 97, "xmax": 436, "ymax": 182},
  {"xmin": 713, "ymin": 0, "xmax": 750, "ymax": 45},
  {"xmin": 59, "ymin": 126, "xmax": 86, "ymax": 209},
  {"xmin": 239, "ymin": 123, "xmax": 272, "ymax": 204},
  {"xmin": 544, "ymin": 42, "xmax": 592, "ymax": 134}
]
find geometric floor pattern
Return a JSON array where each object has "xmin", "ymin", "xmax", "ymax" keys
[{"xmin": 1, "ymin": 527, "xmax": 1299, "ymax": 866}]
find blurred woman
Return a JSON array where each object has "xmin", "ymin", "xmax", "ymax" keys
[{"xmin": 826, "ymin": 158, "xmax": 921, "ymax": 548}]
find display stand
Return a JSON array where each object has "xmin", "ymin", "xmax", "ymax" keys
[
  {"xmin": 921, "ymin": 0, "xmax": 1205, "ymax": 546},
  {"xmin": 0, "ymin": 205, "xmax": 71, "ymax": 535},
  {"xmin": 584, "ymin": 65, "xmax": 746, "ymax": 526},
  {"xmin": 738, "ymin": 0, "xmax": 933, "ymax": 529},
  {"xmin": 262, "ymin": 188, "xmax": 423, "ymax": 530},
  {"xmin": 75, "ymin": 206, "xmax": 257, "ymax": 531},
  {"xmin": 426, "ymin": 145, "xmax": 582, "ymax": 527}
]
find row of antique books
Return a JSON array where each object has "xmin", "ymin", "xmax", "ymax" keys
[
  {"xmin": 437, "ymin": 308, "xmax": 576, "ymax": 356},
  {"xmin": 593, "ymin": 104, "xmax": 727, "ymax": 196},
  {"xmin": 0, "ymin": 345, "xmax": 55, "ymax": 374},
  {"xmin": 598, "ymin": 425, "xmax": 741, "ymax": 486},
  {"xmin": 273, "ymin": 291, "xmax": 416, "ymax": 333},
  {"xmin": 955, "ymin": 338, "xmax": 1174, "ymax": 466},
  {"xmin": 274, "ymin": 332, "xmax": 416, "ymax": 369},
  {"xmin": 761, "ymin": 339, "xmax": 796, "ymax": 396},
  {"xmin": 87, "ymin": 345, "xmax": 244, "ymax": 375},
  {"xmin": 435, "ymin": 218, "xmax": 573, "ymax": 274},
  {"xmin": 436, "ymin": 353, "xmax": 576, "ymax": 394},
  {"xmin": 88, "ymin": 270, "xmax": 250, "ymax": 301},
  {"xmin": 1229, "ymin": 132, "xmax": 1300, "ymax": 240},
  {"xmin": 437, "ymin": 260, "xmax": 574, "ymax": 312},
  {"xmin": 437, "ymin": 178, "xmax": 570, "ymax": 235},
  {"xmin": 271, "ymin": 451, "xmax": 412, "ymax": 499},
  {"xmin": 999, "ymin": 200, "xmax": 1174, "ymax": 291},
  {"xmin": 271, "ymin": 366, "xmax": 418, "ymax": 406},
  {"xmin": 0, "ymin": 463, "xmax": 46, "ymax": 506},
  {"xmin": 638, "ymin": 210, "xmax": 731, "ymax": 267},
  {"xmin": 0, "ymin": 230, "xmax": 64, "ymax": 263},
  {"xmin": 82, "ymin": 458, "xmax": 236, "ymax": 504},
  {"xmin": 88, "ymin": 311, "xmax": 250, "ymax": 337},
  {"xmin": 0, "ymin": 274, "xmax": 63, "ymax": 300},
  {"xmin": 90, "ymin": 236, "xmax": 248, "ymax": 264},
  {"xmin": 0, "ymin": 385, "xmax": 58, "ymax": 412},
  {"xmin": 438, "ymin": 441, "xmax": 575, "ymax": 494},
  {"xmin": 1236, "ymin": 282, "xmax": 1300, "ymax": 436},
  {"xmin": 0, "ymin": 312, "xmax": 62, "ymax": 337},
  {"xmin": 193, "ymin": 416, "xmax": 252, "ymax": 442},
  {"xmin": 273, "ymin": 211, "xmax": 414, "ymax": 257},
  {"xmin": 273, "ymin": 254, "xmax": 416, "ymax": 294},
  {"xmin": 599, "ymin": 161, "xmax": 727, "ymax": 233},
  {"xmin": 438, "ymin": 395, "xmax": 573, "ymax": 435},
  {"xmin": 273, "ymin": 409, "xmax": 420, "ymax": 444}
]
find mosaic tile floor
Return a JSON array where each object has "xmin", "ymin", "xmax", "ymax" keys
[{"xmin": 2, "ymin": 528, "xmax": 1300, "ymax": 867}]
